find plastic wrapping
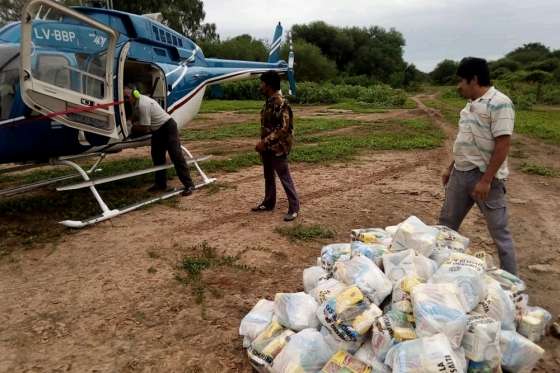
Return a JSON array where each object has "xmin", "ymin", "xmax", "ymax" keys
[
  {"xmin": 383, "ymin": 249, "xmax": 437, "ymax": 283},
  {"xmin": 320, "ymin": 350, "xmax": 372, "ymax": 373},
  {"xmin": 433, "ymin": 225, "xmax": 470, "ymax": 252},
  {"xmin": 486, "ymin": 268, "xmax": 526, "ymax": 294},
  {"xmin": 351, "ymin": 241, "xmax": 387, "ymax": 268},
  {"xmin": 518, "ymin": 306, "xmax": 552, "ymax": 343},
  {"xmin": 353, "ymin": 341, "xmax": 392, "ymax": 373},
  {"xmin": 274, "ymin": 292, "xmax": 320, "ymax": 331},
  {"xmin": 271, "ymin": 329, "xmax": 335, "ymax": 373},
  {"xmin": 239, "ymin": 299, "xmax": 275, "ymax": 348},
  {"xmin": 320, "ymin": 326, "xmax": 363, "ymax": 354},
  {"xmin": 500, "ymin": 330, "xmax": 545, "ymax": 373},
  {"xmin": 317, "ymin": 285, "xmax": 382, "ymax": 344},
  {"xmin": 371, "ymin": 309, "xmax": 415, "ymax": 362},
  {"xmin": 304, "ymin": 266, "xmax": 330, "ymax": 293},
  {"xmin": 351, "ymin": 228, "xmax": 391, "ymax": 246},
  {"xmin": 392, "ymin": 275, "xmax": 424, "ymax": 314},
  {"xmin": 321, "ymin": 244, "xmax": 352, "ymax": 272},
  {"xmin": 311, "ymin": 278, "xmax": 347, "ymax": 305},
  {"xmin": 412, "ymin": 283, "xmax": 469, "ymax": 348},
  {"xmin": 248, "ymin": 320, "xmax": 295, "ymax": 372},
  {"xmin": 429, "ymin": 253, "xmax": 487, "ymax": 311},
  {"xmin": 461, "ymin": 314, "xmax": 501, "ymax": 363},
  {"xmin": 384, "ymin": 333, "xmax": 467, "ymax": 373},
  {"xmin": 334, "ymin": 255, "xmax": 392, "ymax": 306},
  {"xmin": 390, "ymin": 216, "xmax": 439, "ymax": 257},
  {"xmin": 473, "ymin": 277, "xmax": 516, "ymax": 331}
]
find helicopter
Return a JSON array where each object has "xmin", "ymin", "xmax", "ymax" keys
[{"xmin": 0, "ymin": 0, "xmax": 296, "ymax": 228}]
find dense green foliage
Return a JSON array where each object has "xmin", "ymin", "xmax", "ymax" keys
[{"xmin": 199, "ymin": 34, "xmax": 267, "ymax": 61}]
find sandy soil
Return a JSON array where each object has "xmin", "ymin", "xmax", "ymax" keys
[{"xmin": 0, "ymin": 99, "xmax": 559, "ymax": 372}]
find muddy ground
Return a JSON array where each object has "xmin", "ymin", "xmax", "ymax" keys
[{"xmin": 0, "ymin": 97, "xmax": 559, "ymax": 372}]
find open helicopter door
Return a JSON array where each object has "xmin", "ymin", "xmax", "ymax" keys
[{"xmin": 20, "ymin": 0, "xmax": 119, "ymax": 138}]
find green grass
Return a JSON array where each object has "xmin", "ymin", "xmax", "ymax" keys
[
  {"xmin": 175, "ymin": 242, "xmax": 253, "ymax": 316},
  {"xmin": 199, "ymin": 100, "xmax": 262, "ymax": 113},
  {"xmin": 328, "ymin": 101, "xmax": 390, "ymax": 113},
  {"xmin": 516, "ymin": 110, "xmax": 560, "ymax": 145},
  {"xmin": 275, "ymin": 224, "xmax": 336, "ymax": 241},
  {"xmin": 520, "ymin": 162, "xmax": 558, "ymax": 177}
]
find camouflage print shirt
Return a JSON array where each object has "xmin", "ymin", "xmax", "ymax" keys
[{"xmin": 260, "ymin": 91, "xmax": 294, "ymax": 156}]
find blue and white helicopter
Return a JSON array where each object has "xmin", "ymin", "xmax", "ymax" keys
[{"xmin": 0, "ymin": 0, "xmax": 295, "ymax": 227}]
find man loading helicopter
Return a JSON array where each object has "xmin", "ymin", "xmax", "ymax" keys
[{"xmin": 124, "ymin": 85, "xmax": 195, "ymax": 196}]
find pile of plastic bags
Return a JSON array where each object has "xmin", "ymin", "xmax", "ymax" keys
[{"xmin": 239, "ymin": 216, "xmax": 550, "ymax": 372}]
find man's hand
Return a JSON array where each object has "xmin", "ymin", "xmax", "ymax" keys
[
  {"xmin": 255, "ymin": 141, "xmax": 266, "ymax": 153},
  {"xmin": 442, "ymin": 169, "xmax": 451, "ymax": 186},
  {"xmin": 472, "ymin": 179, "xmax": 491, "ymax": 201}
]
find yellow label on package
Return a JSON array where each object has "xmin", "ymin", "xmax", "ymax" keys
[
  {"xmin": 321, "ymin": 351, "xmax": 372, "ymax": 373},
  {"xmin": 359, "ymin": 232, "xmax": 380, "ymax": 244},
  {"xmin": 401, "ymin": 276, "xmax": 423, "ymax": 294},
  {"xmin": 335, "ymin": 286, "xmax": 364, "ymax": 315},
  {"xmin": 393, "ymin": 327, "xmax": 416, "ymax": 342}
]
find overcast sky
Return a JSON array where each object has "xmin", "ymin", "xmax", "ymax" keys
[{"xmin": 203, "ymin": 0, "xmax": 560, "ymax": 72}]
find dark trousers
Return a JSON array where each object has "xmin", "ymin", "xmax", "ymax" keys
[
  {"xmin": 261, "ymin": 151, "xmax": 300, "ymax": 214},
  {"xmin": 151, "ymin": 119, "xmax": 194, "ymax": 189},
  {"xmin": 439, "ymin": 168, "xmax": 517, "ymax": 275}
]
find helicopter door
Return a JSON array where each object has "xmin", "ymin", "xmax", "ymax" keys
[{"xmin": 20, "ymin": 0, "xmax": 119, "ymax": 138}]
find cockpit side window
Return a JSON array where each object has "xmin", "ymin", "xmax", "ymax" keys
[{"xmin": 36, "ymin": 55, "xmax": 71, "ymax": 90}]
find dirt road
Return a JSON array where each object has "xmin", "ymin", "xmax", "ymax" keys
[{"xmin": 0, "ymin": 99, "xmax": 559, "ymax": 372}]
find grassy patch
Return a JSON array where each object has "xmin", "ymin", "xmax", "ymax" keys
[
  {"xmin": 204, "ymin": 181, "xmax": 238, "ymax": 195},
  {"xmin": 275, "ymin": 224, "xmax": 335, "ymax": 241},
  {"xmin": 520, "ymin": 162, "xmax": 558, "ymax": 177},
  {"xmin": 328, "ymin": 101, "xmax": 390, "ymax": 113},
  {"xmin": 175, "ymin": 242, "xmax": 253, "ymax": 316},
  {"xmin": 516, "ymin": 110, "xmax": 560, "ymax": 145},
  {"xmin": 423, "ymin": 98, "xmax": 462, "ymax": 124},
  {"xmin": 199, "ymin": 100, "xmax": 262, "ymax": 113}
]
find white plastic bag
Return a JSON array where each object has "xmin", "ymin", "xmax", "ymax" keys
[
  {"xmin": 433, "ymin": 225, "xmax": 470, "ymax": 252},
  {"xmin": 321, "ymin": 243, "xmax": 352, "ymax": 272},
  {"xmin": 371, "ymin": 310, "xmax": 415, "ymax": 362},
  {"xmin": 384, "ymin": 333, "xmax": 467, "ymax": 373},
  {"xmin": 412, "ymin": 283, "xmax": 469, "ymax": 348},
  {"xmin": 274, "ymin": 292, "xmax": 320, "ymax": 331},
  {"xmin": 320, "ymin": 350, "xmax": 374, "ymax": 373},
  {"xmin": 354, "ymin": 341, "xmax": 391, "ymax": 373},
  {"xmin": 317, "ymin": 285, "xmax": 382, "ymax": 344},
  {"xmin": 334, "ymin": 255, "xmax": 392, "ymax": 306},
  {"xmin": 303, "ymin": 266, "xmax": 329, "ymax": 293},
  {"xmin": 518, "ymin": 306, "xmax": 552, "ymax": 343},
  {"xmin": 351, "ymin": 228, "xmax": 391, "ymax": 245},
  {"xmin": 500, "ymin": 330, "xmax": 545, "ymax": 373},
  {"xmin": 429, "ymin": 253, "xmax": 487, "ymax": 311},
  {"xmin": 486, "ymin": 268, "xmax": 526, "ymax": 294},
  {"xmin": 310, "ymin": 278, "xmax": 346, "ymax": 305},
  {"xmin": 383, "ymin": 249, "xmax": 437, "ymax": 283},
  {"xmin": 239, "ymin": 299, "xmax": 275, "ymax": 348},
  {"xmin": 392, "ymin": 275, "xmax": 424, "ymax": 314},
  {"xmin": 271, "ymin": 329, "xmax": 335, "ymax": 373},
  {"xmin": 351, "ymin": 241, "xmax": 387, "ymax": 268},
  {"xmin": 390, "ymin": 216, "xmax": 439, "ymax": 257},
  {"xmin": 473, "ymin": 276, "xmax": 516, "ymax": 331},
  {"xmin": 248, "ymin": 319, "xmax": 295, "ymax": 372},
  {"xmin": 461, "ymin": 314, "xmax": 501, "ymax": 363},
  {"xmin": 320, "ymin": 326, "xmax": 362, "ymax": 354}
]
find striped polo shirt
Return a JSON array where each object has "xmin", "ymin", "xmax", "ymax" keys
[{"xmin": 453, "ymin": 86, "xmax": 515, "ymax": 179}]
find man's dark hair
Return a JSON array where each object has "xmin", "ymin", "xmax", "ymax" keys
[
  {"xmin": 457, "ymin": 57, "xmax": 491, "ymax": 86},
  {"xmin": 260, "ymin": 70, "xmax": 281, "ymax": 91}
]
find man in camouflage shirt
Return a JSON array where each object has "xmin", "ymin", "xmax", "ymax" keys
[{"xmin": 252, "ymin": 71, "xmax": 300, "ymax": 221}]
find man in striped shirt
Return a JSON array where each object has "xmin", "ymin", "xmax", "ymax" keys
[{"xmin": 439, "ymin": 57, "xmax": 517, "ymax": 275}]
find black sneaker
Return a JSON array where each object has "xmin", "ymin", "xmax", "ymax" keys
[
  {"xmin": 283, "ymin": 212, "xmax": 298, "ymax": 222},
  {"xmin": 181, "ymin": 186, "xmax": 195, "ymax": 197}
]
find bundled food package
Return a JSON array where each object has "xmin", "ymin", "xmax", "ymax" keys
[
  {"xmin": 239, "ymin": 299, "xmax": 275, "ymax": 348},
  {"xmin": 320, "ymin": 350, "xmax": 372, "ymax": 373},
  {"xmin": 384, "ymin": 333, "xmax": 467, "ymax": 373},
  {"xmin": 461, "ymin": 314, "xmax": 501, "ymax": 363},
  {"xmin": 383, "ymin": 249, "xmax": 437, "ymax": 283},
  {"xmin": 334, "ymin": 255, "xmax": 392, "ymax": 306},
  {"xmin": 317, "ymin": 285, "xmax": 382, "ymax": 344},
  {"xmin": 304, "ymin": 266, "xmax": 330, "ymax": 293},
  {"xmin": 351, "ymin": 241, "xmax": 387, "ymax": 268},
  {"xmin": 354, "ymin": 341, "xmax": 391, "ymax": 373},
  {"xmin": 486, "ymin": 268, "xmax": 526, "ymax": 294},
  {"xmin": 248, "ymin": 319, "xmax": 295, "ymax": 372},
  {"xmin": 500, "ymin": 330, "xmax": 545, "ymax": 373},
  {"xmin": 320, "ymin": 326, "xmax": 363, "ymax": 354},
  {"xmin": 433, "ymin": 225, "xmax": 470, "ymax": 252},
  {"xmin": 518, "ymin": 306, "xmax": 552, "ymax": 343},
  {"xmin": 321, "ymin": 244, "xmax": 352, "ymax": 272},
  {"xmin": 384, "ymin": 225, "xmax": 400, "ymax": 237},
  {"xmin": 429, "ymin": 253, "xmax": 487, "ymax": 311},
  {"xmin": 473, "ymin": 276, "xmax": 516, "ymax": 331},
  {"xmin": 391, "ymin": 275, "xmax": 425, "ymax": 314},
  {"xmin": 390, "ymin": 216, "xmax": 439, "ymax": 257},
  {"xmin": 271, "ymin": 328, "xmax": 335, "ymax": 373},
  {"xmin": 371, "ymin": 309, "xmax": 416, "ymax": 362},
  {"xmin": 412, "ymin": 283, "xmax": 469, "ymax": 348},
  {"xmin": 311, "ymin": 278, "xmax": 347, "ymax": 305},
  {"xmin": 274, "ymin": 292, "xmax": 320, "ymax": 331},
  {"xmin": 351, "ymin": 228, "xmax": 392, "ymax": 246}
]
